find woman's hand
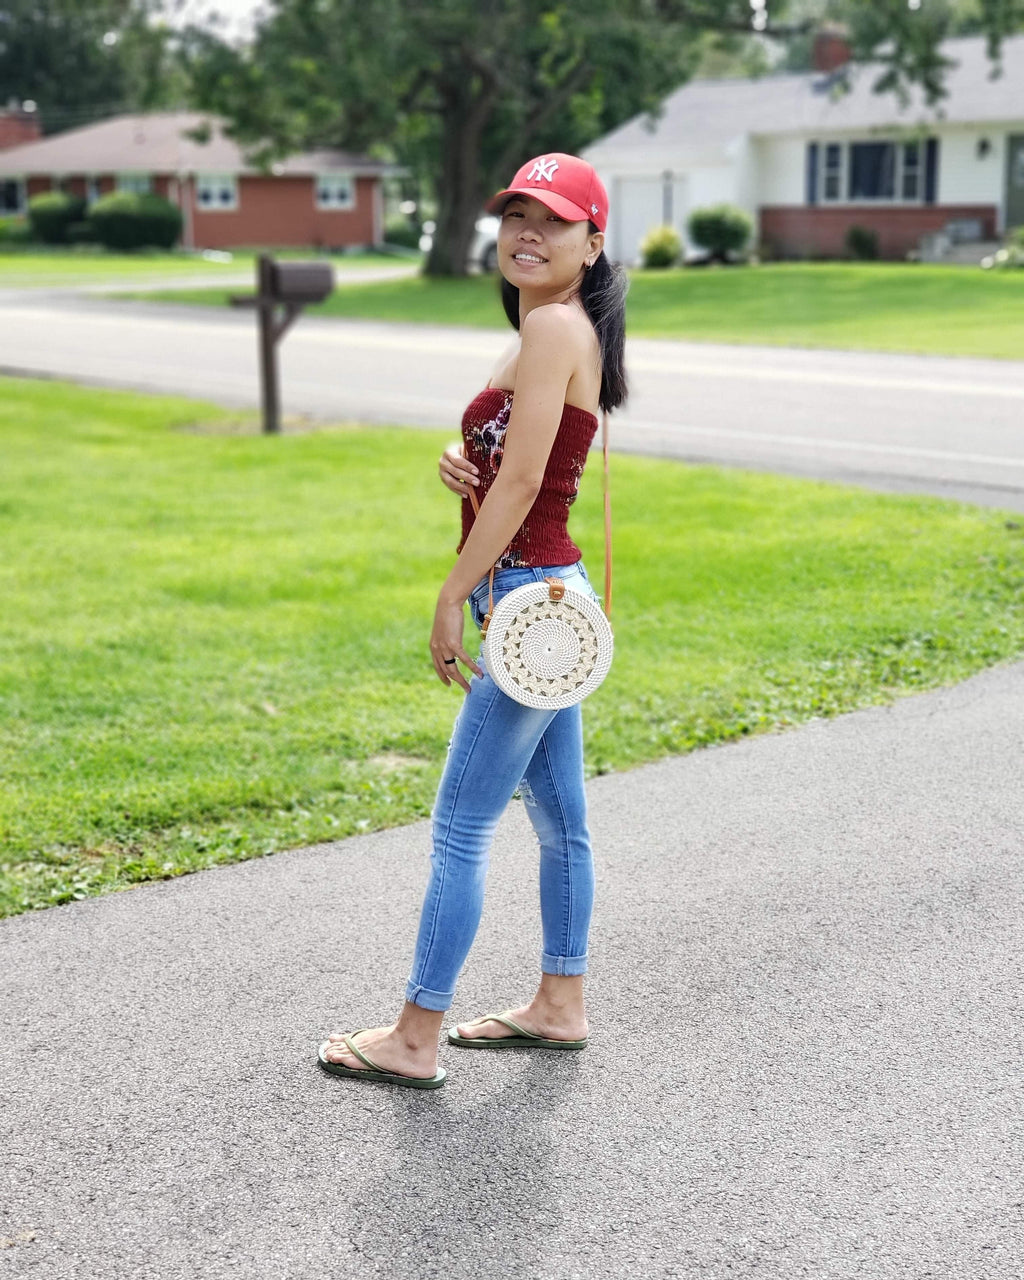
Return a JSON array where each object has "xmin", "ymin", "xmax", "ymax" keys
[
  {"xmin": 430, "ymin": 595, "xmax": 483, "ymax": 692},
  {"xmin": 439, "ymin": 442, "xmax": 479, "ymax": 497}
]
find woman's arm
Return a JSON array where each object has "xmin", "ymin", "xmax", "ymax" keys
[{"xmin": 429, "ymin": 305, "xmax": 585, "ymax": 688}]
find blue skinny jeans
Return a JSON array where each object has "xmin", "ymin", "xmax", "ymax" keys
[{"xmin": 405, "ymin": 561, "xmax": 598, "ymax": 1012}]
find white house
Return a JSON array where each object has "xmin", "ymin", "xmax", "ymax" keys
[{"xmin": 583, "ymin": 32, "xmax": 1024, "ymax": 263}]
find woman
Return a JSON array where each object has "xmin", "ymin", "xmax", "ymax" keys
[{"xmin": 319, "ymin": 153, "xmax": 627, "ymax": 1088}]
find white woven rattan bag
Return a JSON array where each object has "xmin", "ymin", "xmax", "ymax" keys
[
  {"xmin": 467, "ymin": 412, "xmax": 614, "ymax": 710},
  {"xmin": 483, "ymin": 575, "xmax": 613, "ymax": 710}
]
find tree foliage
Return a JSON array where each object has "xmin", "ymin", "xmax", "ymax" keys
[
  {"xmin": 181, "ymin": 0, "xmax": 1022, "ymax": 274},
  {"xmin": 0, "ymin": 0, "xmax": 187, "ymax": 134}
]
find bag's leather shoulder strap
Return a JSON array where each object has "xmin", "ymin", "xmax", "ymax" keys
[
  {"xmin": 465, "ymin": 409, "xmax": 612, "ymax": 628},
  {"xmin": 601, "ymin": 409, "xmax": 612, "ymax": 616}
]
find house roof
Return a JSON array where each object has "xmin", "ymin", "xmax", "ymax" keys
[
  {"xmin": 585, "ymin": 33, "xmax": 1024, "ymax": 171},
  {"xmin": 0, "ymin": 112, "xmax": 394, "ymax": 178}
]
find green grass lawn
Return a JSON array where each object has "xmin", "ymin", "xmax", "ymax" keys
[
  {"xmin": 123, "ymin": 262, "xmax": 1024, "ymax": 359},
  {"xmin": 0, "ymin": 247, "xmax": 412, "ymax": 287},
  {"xmin": 3, "ymin": 375, "xmax": 1023, "ymax": 917}
]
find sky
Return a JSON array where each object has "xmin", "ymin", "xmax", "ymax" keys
[{"xmin": 164, "ymin": 0, "xmax": 268, "ymax": 41}]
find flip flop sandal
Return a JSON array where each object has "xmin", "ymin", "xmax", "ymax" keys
[
  {"xmin": 317, "ymin": 1032, "xmax": 447, "ymax": 1089},
  {"xmin": 447, "ymin": 1012, "xmax": 589, "ymax": 1051}
]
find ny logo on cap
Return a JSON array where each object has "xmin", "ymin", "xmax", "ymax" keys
[{"xmin": 527, "ymin": 157, "xmax": 559, "ymax": 183}]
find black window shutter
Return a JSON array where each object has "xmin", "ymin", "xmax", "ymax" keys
[
  {"xmin": 924, "ymin": 138, "xmax": 939, "ymax": 204},
  {"xmin": 806, "ymin": 142, "xmax": 819, "ymax": 206}
]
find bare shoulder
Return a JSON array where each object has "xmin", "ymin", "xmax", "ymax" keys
[
  {"xmin": 520, "ymin": 302, "xmax": 592, "ymax": 344},
  {"xmin": 519, "ymin": 304, "xmax": 597, "ymax": 376}
]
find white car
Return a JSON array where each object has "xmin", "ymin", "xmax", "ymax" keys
[
  {"xmin": 468, "ymin": 215, "xmax": 500, "ymax": 272},
  {"xmin": 418, "ymin": 215, "xmax": 501, "ymax": 270}
]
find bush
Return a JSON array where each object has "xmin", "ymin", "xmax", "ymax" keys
[
  {"xmin": 981, "ymin": 234, "xmax": 1024, "ymax": 270},
  {"xmin": 0, "ymin": 215, "xmax": 32, "ymax": 244},
  {"xmin": 640, "ymin": 224, "xmax": 681, "ymax": 268},
  {"xmin": 27, "ymin": 192, "xmax": 86, "ymax": 245},
  {"xmin": 90, "ymin": 191, "xmax": 183, "ymax": 250},
  {"xmin": 687, "ymin": 203, "xmax": 752, "ymax": 261},
  {"xmin": 845, "ymin": 224, "xmax": 879, "ymax": 261},
  {"xmin": 384, "ymin": 216, "xmax": 422, "ymax": 250},
  {"xmin": 65, "ymin": 220, "xmax": 96, "ymax": 246}
]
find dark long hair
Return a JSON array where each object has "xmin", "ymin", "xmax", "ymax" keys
[{"xmin": 499, "ymin": 236, "xmax": 629, "ymax": 414}]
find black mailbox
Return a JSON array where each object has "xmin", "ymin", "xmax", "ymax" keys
[
  {"xmin": 241, "ymin": 254, "xmax": 336, "ymax": 434},
  {"xmin": 270, "ymin": 261, "xmax": 334, "ymax": 303}
]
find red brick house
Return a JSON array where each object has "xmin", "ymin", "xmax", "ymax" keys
[
  {"xmin": 0, "ymin": 111, "xmax": 393, "ymax": 250},
  {"xmin": 583, "ymin": 32, "xmax": 1024, "ymax": 263}
]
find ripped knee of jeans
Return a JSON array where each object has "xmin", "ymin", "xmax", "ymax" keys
[{"xmin": 517, "ymin": 776, "xmax": 536, "ymax": 806}]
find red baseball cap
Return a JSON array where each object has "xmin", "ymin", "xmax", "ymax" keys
[{"xmin": 486, "ymin": 153, "xmax": 609, "ymax": 233}]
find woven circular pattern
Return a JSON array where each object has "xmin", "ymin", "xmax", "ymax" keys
[{"xmin": 485, "ymin": 581, "xmax": 613, "ymax": 710}]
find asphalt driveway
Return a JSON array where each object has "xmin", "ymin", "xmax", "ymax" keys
[{"xmin": 2, "ymin": 660, "xmax": 1021, "ymax": 1279}]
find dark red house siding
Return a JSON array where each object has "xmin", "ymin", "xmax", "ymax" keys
[
  {"xmin": 760, "ymin": 205, "xmax": 998, "ymax": 260},
  {"xmin": 189, "ymin": 174, "xmax": 378, "ymax": 249},
  {"xmin": 21, "ymin": 171, "xmax": 379, "ymax": 249}
]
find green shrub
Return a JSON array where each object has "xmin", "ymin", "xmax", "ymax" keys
[
  {"xmin": 0, "ymin": 215, "xmax": 32, "ymax": 244},
  {"xmin": 27, "ymin": 192, "xmax": 86, "ymax": 245},
  {"xmin": 640, "ymin": 224, "xmax": 681, "ymax": 268},
  {"xmin": 90, "ymin": 191, "xmax": 183, "ymax": 250},
  {"xmin": 1007, "ymin": 224, "xmax": 1024, "ymax": 251},
  {"xmin": 845, "ymin": 224, "xmax": 879, "ymax": 261},
  {"xmin": 384, "ymin": 216, "xmax": 421, "ymax": 250},
  {"xmin": 65, "ymin": 220, "xmax": 95, "ymax": 246},
  {"xmin": 137, "ymin": 193, "xmax": 183, "ymax": 249},
  {"xmin": 687, "ymin": 203, "xmax": 752, "ymax": 261},
  {"xmin": 981, "ymin": 240, "xmax": 1024, "ymax": 270}
]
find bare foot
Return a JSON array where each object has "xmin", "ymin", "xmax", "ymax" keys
[
  {"xmin": 322, "ymin": 1025, "xmax": 440, "ymax": 1079},
  {"xmin": 454, "ymin": 1002, "xmax": 588, "ymax": 1044}
]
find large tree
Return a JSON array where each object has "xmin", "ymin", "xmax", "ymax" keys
[
  {"xmin": 181, "ymin": 0, "xmax": 1021, "ymax": 275},
  {"xmin": 0, "ymin": 0, "xmax": 187, "ymax": 134}
]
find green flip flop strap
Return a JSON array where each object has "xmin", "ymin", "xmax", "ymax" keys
[
  {"xmin": 471, "ymin": 1012, "xmax": 536, "ymax": 1039},
  {"xmin": 343, "ymin": 1032, "xmax": 383, "ymax": 1074}
]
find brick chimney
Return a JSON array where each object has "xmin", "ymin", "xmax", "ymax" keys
[
  {"xmin": 812, "ymin": 26, "xmax": 853, "ymax": 74},
  {"xmin": 0, "ymin": 105, "xmax": 42, "ymax": 151}
]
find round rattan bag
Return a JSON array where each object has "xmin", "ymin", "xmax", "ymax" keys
[{"xmin": 483, "ymin": 577, "xmax": 613, "ymax": 710}]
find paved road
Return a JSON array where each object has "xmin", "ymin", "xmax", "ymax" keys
[
  {"xmin": 2, "ymin": 661, "xmax": 1022, "ymax": 1278},
  {"xmin": 3, "ymin": 290, "xmax": 1024, "ymax": 510}
]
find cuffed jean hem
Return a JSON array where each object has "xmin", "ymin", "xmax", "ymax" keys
[
  {"xmin": 540, "ymin": 952, "xmax": 589, "ymax": 976},
  {"xmin": 405, "ymin": 981, "xmax": 454, "ymax": 1012}
]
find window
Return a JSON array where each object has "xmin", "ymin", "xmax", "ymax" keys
[
  {"xmin": 86, "ymin": 176, "xmax": 101, "ymax": 205},
  {"xmin": 196, "ymin": 173, "xmax": 238, "ymax": 211},
  {"xmin": 810, "ymin": 139, "xmax": 929, "ymax": 203},
  {"xmin": 823, "ymin": 143, "xmax": 842, "ymax": 201},
  {"xmin": 315, "ymin": 171, "xmax": 354, "ymax": 210},
  {"xmin": 0, "ymin": 178, "xmax": 25, "ymax": 214},
  {"xmin": 117, "ymin": 172, "xmax": 152, "ymax": 195},
  {"xmin": 849, "ymin": 143, "xmax": 896, "ymax": 200},
  {"xmin": 901, "ymin": 142, "xmax": 920, "ymax": 200}
]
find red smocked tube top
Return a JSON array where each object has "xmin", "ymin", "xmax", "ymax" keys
[{"xmin": 457, "ymin": 387, "xmax": 599, "ymax": 569}]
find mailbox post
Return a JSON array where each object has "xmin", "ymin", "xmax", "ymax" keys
[{"xmin": 249, "ymin": 253, "xmax": 334, "ymax": 434}]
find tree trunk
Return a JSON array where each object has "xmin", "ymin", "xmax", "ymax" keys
[
  {"xmin": 424, "ymin": 74, "xmax": 496, "ymax": 278},
  {"xmin": 425, "ymin": 171, "xmax": 484, "ymax": 277}
]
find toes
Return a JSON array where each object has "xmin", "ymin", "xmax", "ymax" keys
[{"xmin": 457, "ymin": 1020, "xmax": 497, "ymax": 1039}]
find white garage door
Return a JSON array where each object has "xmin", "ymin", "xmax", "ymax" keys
[{"xmin": 613, "ymin": 176, "xmax": 689, "ymax": 265}]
